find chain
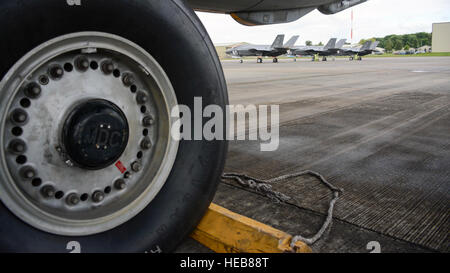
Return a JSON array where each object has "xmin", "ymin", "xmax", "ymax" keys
[{"xmin": 221, "ymin": 170, "xmax": 343, "ymax": 249}]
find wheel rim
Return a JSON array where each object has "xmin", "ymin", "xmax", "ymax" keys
[{"xmin": 0, "ymin": 32, "xmax": 179, "ymax": 236}]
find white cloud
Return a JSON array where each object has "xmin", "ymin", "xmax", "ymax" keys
[{"xmin": 196, "ymin": 0, "xmax": 450, "ymax": 45}]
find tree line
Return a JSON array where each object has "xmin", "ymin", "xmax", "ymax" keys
[{"xmin": 359, "ymin": 32, "xmax": 432, "ymax": 52}]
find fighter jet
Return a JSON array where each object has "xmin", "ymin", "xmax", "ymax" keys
[
  {"xmin": 290, "ymin": 38, "xmax": 346, "ymax": 61},
  {"xmin": 339, "ymin": 41, "xmax": 380, "ymax": 60},
  {"xmin": 226, "ymin": 35, "xmax": 298, "ymax": 63}
]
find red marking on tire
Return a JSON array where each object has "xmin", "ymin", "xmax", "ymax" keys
[{"xmin": 115, "ymin": 161, "xmax": 127, "ymax": 173}]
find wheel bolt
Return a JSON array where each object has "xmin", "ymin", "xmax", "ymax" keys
[
  {"xmin": 92, "ymin": 191, "xmax": 104, "ymax": 203},
  {"xmin": 75, "ymin": 56, "xmax": 89, "ymax": 71},
  {"xmin": 101, "ymin": 61, "xmax": 114, "ymax": 74},
  {"xmin": 122, "ymin": 73, "xmax": 135, "ymax": 86},
  {"xmin": 49, "ymin": 65, "xmax": 64, "ymax": 80},
  {"xmin": 20, "ymin": 166, "xmax": 36, "ymax": 180},
  {"xmin": 114, "ymin": 179, "xmax": 126, "ymax": 190},
  {"xmin": 41, "ymin": 185, "xmax": 55, "ymax": 198},
  {"xmin": 25, "ymin": 83, "xmax": 41, "ymax": 98},
  {"xmin": 142, "ymin": 115, "xmax": 154, "ymax": 127},
  {"xmin": 8, "ymin": 139, "xmax": 26, "ymax": 154},
  {"xmin": 66, "ymin": 193, "xmax": 80, "ymax": 206},
  {"xmin": 141, "ymin": 137, "xmax": 152, "ymax": 150},
  {"xmin": 131, "ymin": 161, "xmax": 141, "ymax": 172},
  {"xmin": 124, "ymin": 172, "xmax": 131, "ymax": 179},
  {"xmin": 10, "ymin": 109, "xmax": 28, "ymax": 125},
  {"xmin": 136, "ymin": 91, "xmax": 148, "ymax": 104}
]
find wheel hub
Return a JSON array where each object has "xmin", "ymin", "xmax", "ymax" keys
[
  {"xmin": 63, "ymin": 99, "xmax": 129, "ymax": 170},
  {"xmin": 0, "ymin": 32, "xmax": 179, "ymax": 236}
]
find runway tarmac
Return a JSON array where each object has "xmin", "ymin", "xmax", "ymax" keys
[{"xmin": 177, "ymin": 57, "xmax": 450, "ymax": 253}]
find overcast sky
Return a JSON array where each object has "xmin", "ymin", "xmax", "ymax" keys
[{"xmin": 196, "ymin": 0, "xmax": 450, "ymax": 45}]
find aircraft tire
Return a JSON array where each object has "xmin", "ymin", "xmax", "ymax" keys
[{"xmin": 0, "ymin": 0, "xmax": 228, "ymax": 253}]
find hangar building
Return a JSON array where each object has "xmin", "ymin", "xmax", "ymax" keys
[{"xmin": 432, "ymin": 22, "xmax": 450, "ymax": 52}]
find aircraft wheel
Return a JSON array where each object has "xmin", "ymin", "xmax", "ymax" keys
[
  {"xmin": 240, "ymin": 59, "xmax": 243, "ymax": 63},
  {"xmin": 0, "ymin": 0, "xmax": 228, "ymax": 253},
  {"xmin": 273, "ymin": 58, "xmax": 278, "ymax": 63},
  {"xmin": 257, "ymin": 58, "xmax": 263, "ymax": 63},
  {"xmin": 349, "ymin": 57, "xmax": 354, "ymax": 61},
  {"xmin": 358, "ymin": 56, "xmax": 362, "ymax": 61},
  {"xmin": 322, "ymin": 57, "xmax": 327, "ymax": 62}
]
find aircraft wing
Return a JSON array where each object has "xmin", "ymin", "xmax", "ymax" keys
[{"xmin": 187, "ymin": 0, "xmax": 368, "ymax": 26}]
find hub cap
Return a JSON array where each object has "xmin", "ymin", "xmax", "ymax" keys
[
  {"xmin": 0, "ymin": 32, "xmax": 179, "ymax": 236},
  {"xmin": 63, "ymin": 99, "xmax": 129, "ymax": 170}
]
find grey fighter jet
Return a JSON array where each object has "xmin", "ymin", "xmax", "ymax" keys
[
  {"xmin": 339, "ymin": 41, "xmax": 380, "ymax": 60},
  {"xmin": 290, "ymin": 38, "xmax": 346, "ymax": 61},
  {"xmin": 226, "ymin": 34, "xmax": 291, "ymax": 63}
]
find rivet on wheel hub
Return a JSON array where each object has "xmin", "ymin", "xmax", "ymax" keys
[
  {"xmin": 10, "ymin": 109, "xmax": 28, "ymax": 125},
  {"xmin": 20, "ymin": 166, "xmax": 36, "ymax": 180},
  {"xmin": 140, "ymin": 137, "xmax": 152, "ymax": 150},
  {"xmin": 136, "ymin": 91, "xmax": 148, "ymax": 104},
  {"xmin": 75, "ymin": 56, "xmax": 90, "ymax": 72},
  {"xmin": 131, "ymin": 161, "xmax": 141, "ymax": 172},
  {"xmin": 8, "ymin": 139, "xmax": 27, "ymax": 154},
  {"xmin": 101, "ymin": 61, "xmax": 114, "ymax": 75},
  {"xmin": 49, "ymin": 65, "xmax": 64, "ymax": 80},
  {"xmin": 122, "ymin": 73, "xmax": 135, "ymax": 87},
  {"xmin": 92, "ymin": 191, "xmax": 105, "ymax": 203},
  {"xmin": 142, "ymin": 115, "xmax": 154, "ymax": 127},
  {"xmin": 114, "ymin": 179, "xmax": 126, "ymax": 190},
  {"xmin": 41, "ymin": 185, "xmax": 55, "ymax": 198},
  {"xmin": 66, "ymin": 193, "xmax": 80, "ymax": 206},
  {"xmin": 24, "ymin": 83, "xmax": 41, "ymax": 98}
]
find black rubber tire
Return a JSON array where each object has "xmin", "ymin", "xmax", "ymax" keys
[{"xmin": 0, "ymin": 0, "xmax": 228, "ymax": 253}]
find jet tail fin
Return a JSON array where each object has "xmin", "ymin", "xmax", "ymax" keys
[
  {"xmin": 284, "ymin": 35, "xmax": 299, "ymax": 48},
  {"xmin": 370, "ymin": 41, "xmax": 380, "ymax": 50},
  {"xmin": 335, "ymin": 39, "xmax": 347, "ymax": 49},
  {"xmin": 361, "ymin": 41, "xmax": 371, "ymax": 51},
  {"xmin": 271, "ymin": 34, "xmax": 285, "ymax": 49},
  {"xmin": 324, "ymin": 38, "xmax": 337, "ymax": 50}
]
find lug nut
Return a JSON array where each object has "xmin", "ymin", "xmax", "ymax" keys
[
  {"xmin": 20, "ymin": 166, "xmax": 36, "ymax": 180},
  {"xmin": 24, "ymin": 83, "xmax": 41, "ymax": 98},
  {"xmin": 41, "ymin": 185, "xmax": 55, "ymax": 198},
  {"xmin": 92, "ymin": 191, "xmax": 104, "ymax": 203},
  {"xmin": 140, "ymin": 137, "xmax": 152, "ymax": 150},
  {"xmin": 142, "ymin": 115, "xmax": 154, "ymax": 127},
  {"xmin": 49, "ymin": 65, "xmax": 64, "ymax": 80},
  {"xmin": 66, "ymin": 193, "xmax": 80, "ymax": 206},
  {"xmin": 101, "ymin": 61, "xmax": 114, "ymax": 74},
  {"xmin": 8, "ymin": 139, "xmax": 26, "ymax": 154},
  {"xmin": 131, "ymin": 161, "xmax": 141, "ymax": 172},
  {"xmin": 114, "ymin": 179, "xmax": 126, "ymax": 190},
  {"xmin": 75, "ymin": 56, "xmax": 89, "ymax": 71},
  {"xmin": 10, "ymin": 109, "xmax": 28, "ymax": 125},
  {"xmin": 136, "ymin": 91, "xmax": 148, "ymax": 104},
  {"xmin": 122, "ymin": 73, "xmax": 135, "ymax": 86}
]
